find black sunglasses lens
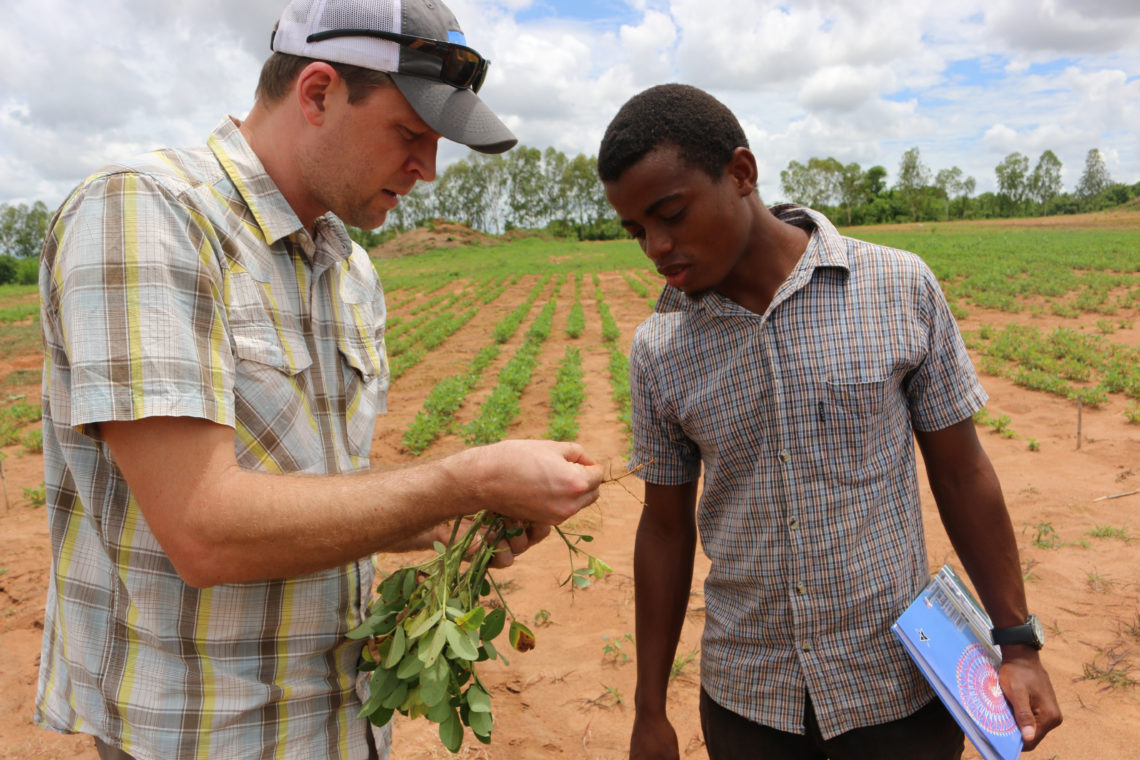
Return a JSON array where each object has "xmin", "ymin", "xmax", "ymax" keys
[{"xmin": 442, "ymin": 48, "xmax": 488, "ymax": 91}]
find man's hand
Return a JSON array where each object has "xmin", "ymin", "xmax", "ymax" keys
[
  {"xmin": 450, "ymin": 440, "xmax": 604, "ymax": 526},
  {"xmin": 630, "ymin": 712, "xmax": 680, "ymax": 760},
  {"xmin": 999, "ymin": 647, "xmax": 1062, "ymax": 750}
]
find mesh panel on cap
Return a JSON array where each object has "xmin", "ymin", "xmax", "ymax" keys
[
  {"xmin": 285, "ymin": 0, "xmax": 317, "ymax": 24},
  {"xmin": 318, "ymin": 0, "xmax": 399, "ymax": 33}
]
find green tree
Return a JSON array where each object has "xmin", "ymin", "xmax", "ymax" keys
[
  {"xmin": 863, "ymin": 165, "xmax": 888, "ymax": 197},
  {"xmin": 934, "ymin": 167, "xmax": 964, "ymax": 221},
  {"xmin": 994, "ymin": 152, "xmax": 1030, "ymax": 215},
  {"xmin": 896, "ymin": 147, "xmax": 930, "ymax": 221},
  {"xmin": 503, "ymin": 146, "xmax": 546, "ymax": 230},
  {"xmin": 960, "ymin": 176, "xmax": 976, "ymax": 219},
  {"xmin": 779, "ymin": 157, "xmax": 839, "ymax": 209},
  {"xmin": 1028, "ymin": 150, "xmax": 1063, "ymax": 216},
  {"xmin": 834, "ymin": 162, "xmax": 866, "ymax": 225},
  {"xmin": 0, "ymin": 201, "xmax": 51, "ymax": 258},
  {"xmin": 1076, "ymin": 148, "xmax": 1112, "ymax": 210}
]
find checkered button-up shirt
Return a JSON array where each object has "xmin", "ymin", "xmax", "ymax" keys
[
  {"xmin": 36, "ymin": 117, "xmax": 390, "ymax": 759},
  {"xmin": 629, "ymin": 204, "xmax": 987, "ymax": 739}
]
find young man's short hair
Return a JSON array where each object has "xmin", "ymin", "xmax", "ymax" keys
[
  {"xmin": 598, "ymin": 83, "xmax": 749, "ymax": 183},
  {"xmin": 256, "ymin": 52, "xmax": 394, "ymax": 104}
]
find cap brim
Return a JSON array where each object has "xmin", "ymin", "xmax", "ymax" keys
[{"xmin": 391, "ymin": 75, "xmax": 517, "ymax": 155}]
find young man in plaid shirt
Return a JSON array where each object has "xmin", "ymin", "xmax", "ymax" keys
[{"xmin": 598, "ymin": 84, "xmax": 1061, "ymax": 760}]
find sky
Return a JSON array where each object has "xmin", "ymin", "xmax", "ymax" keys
[{"xmin": 1, "ymin": 0, "xmax": 1138, "ymax": 212}]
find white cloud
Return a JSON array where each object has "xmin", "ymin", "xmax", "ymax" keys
[{"xmin": 3, "ymin": 0, "xmax": 1139, "ymax": 208}]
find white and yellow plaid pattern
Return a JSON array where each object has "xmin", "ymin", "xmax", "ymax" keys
[
  {"xmin": 629, "ymin": 205, "xmax": 987, "ymax": 740},
  {"xmin": 36, "ymin": 117, "xmax": 390, "ymax": 759}
]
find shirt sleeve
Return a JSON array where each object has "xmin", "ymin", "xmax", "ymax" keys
[
  {"xmin": 45, "ymin": 170, "xmax": 234, "ymax": 437},
  {"xmin": 904, "ymin": 266, "xmax": 988, "ymax": 432},
  {"xmin": 628, "ymin": 329, "xmax": 702, "ymax": 485}
]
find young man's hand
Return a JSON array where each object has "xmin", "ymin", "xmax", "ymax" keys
[
  {"xmin": 630, "ymin": 712, "xmax": 680, "ymax": 760},
  {"xmin": 998, "ymin": 647, "xmax": 1063, "ymax": 749}
]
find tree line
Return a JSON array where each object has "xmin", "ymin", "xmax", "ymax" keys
[
  {"xmin": 2, "ymin": 145, "xmax": 1137, "ymax": 281},
  {"xmin": 780, "ymin": 146, "xmax": 1136, "ymax": 226}
]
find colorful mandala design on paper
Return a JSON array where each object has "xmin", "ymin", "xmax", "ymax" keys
[{"xmin": 956, "ymin": 643, "xmax": 1018, "ymax": 736}]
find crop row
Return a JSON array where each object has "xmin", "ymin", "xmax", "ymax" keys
[
  {"xmin": 401, "ymin": 277, "xmax": 551, "ymax": 454},
  {"xmin": 965, "ymin": 323, "xmax": 1140, "ymax": 405},
  {"xmin": 462, "ymin": 297, "xmax": 559, "ymax": 446}
]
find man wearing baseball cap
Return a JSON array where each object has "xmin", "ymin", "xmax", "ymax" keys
[{"xmin": 34, "ymin": 2, "xmax": 601, "ymax": 759}]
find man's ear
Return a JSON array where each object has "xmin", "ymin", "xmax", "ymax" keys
[
  {"xmin": 295, "ymin": 62, "xmax": 340, "ymax": 126},
  {"xmin": 727, "ymin": 147, "xmax": 759, "ymax": 196}
]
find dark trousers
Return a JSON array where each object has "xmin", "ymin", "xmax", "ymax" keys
[{"xmin": 699, "ymin": 689, "xmax": 965, "ymax": 760}]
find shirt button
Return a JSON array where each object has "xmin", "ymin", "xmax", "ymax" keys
[
  {"xmin": 801, "ymin": 642, "xmax": 813, "ymax": 652},
  {"xmin": 789, "ymin": 518, "xmax": 800, "ymax": 530},
  {"xmin": 796, "ymin": 583, "xmax": 807, "ymax": 595},
  {"xmin": 779, "ymin": 449, "xmax": 791, "ymax": 463}
]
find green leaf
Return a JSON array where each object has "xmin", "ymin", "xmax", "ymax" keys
[
  {"xmin": 420, "ymin": 622, "xmax": 448, "ymax": 666},
  {"xmin": 420, "ymin": 678, "xmax": 450, "ymax": 708},
  {"xmin": 401, "ymin": 569, "xmax": 417, "ymax": 598},
  {"xmin": 383, "ymin": 625, "xmax": 406, "ymax": 669},
  {"xmin": 572, "ymin": 574, "xmax": 591, "ymax": 588},
  {"xmin": 346, "ymin": 610, "xmax": 394, "ymax": 639},
  {"xmin": 480, "ymin": 608, "xmax": 506, "ymax": 641},
  {"xmin": 396, "ymin": 651, "xmax": 424, "ymax": 679},
  {"xmin": 480, "ymin": 639, "xmax": 500, "ymax": 662},
  {"xmin": 360, "ymin": 665, "xmax": 399, "ymax": 716},
  {"xmin": 380, "ymin": 680, "xmax": 408, "ymax": 710},
  {"xmin": 367, "ymin": 705, "xmax": 395, "ymax": 727},
  {"xmin": 456, "ymin": 606, "xmax": 486, "ymax": 631},
  {"xmin": 439, "ymin": 709, "xmax": 464, "ymax": 753},
  {"xmin": 406, "ymin": 608, "xmax": 442, "ymax": 640},
  {"xmin": 589, "ymin": 555, "xmax": 613, "ymax": 579},
  {"xmin": 433, "ymin": 540, "xmax": 447, "ymax": 554},
  {"xmin": 426, "ymin": 694, "xmax": 455, "ymax": 722},
  {"xmin": 465, "ymin": 683, "xmax": 491, "ymax": 713},
  {"xmin": 468, "ymin": 707, "xmax": 493, "ymax": 738},
  {"xmin": 444, "ymin": 620, "xmax": 480, "ymax": 661}
]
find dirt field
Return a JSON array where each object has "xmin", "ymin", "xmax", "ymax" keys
[{"xmin": 2, "ymin": 216, "xmax": 1139, "ymax": 759}]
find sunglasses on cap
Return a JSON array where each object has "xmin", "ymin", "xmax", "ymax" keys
[{"xmin": 305, "ymin": 28, "xmax": 490, "ymax": 93}]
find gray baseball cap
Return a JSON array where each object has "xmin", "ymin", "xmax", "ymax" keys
[{"xmin": 271, "ymin": 0, "xmax": 518, "ymax": 154}]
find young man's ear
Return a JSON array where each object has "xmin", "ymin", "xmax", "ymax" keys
[
  {"xmin": 295, "ymin": 62, "xmax": 341, "ymax": 125},
  {"xmin": 727, "ymin": 147, "xmax": 759, "ymax": 196}
]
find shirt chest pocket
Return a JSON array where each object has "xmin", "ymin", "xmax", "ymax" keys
[
  {"xmin": 227, "ymin": 271, "xmax": 320, "ymax": 473},
  {"xmin": 334, "ymin": 300, "xmax": 388, "ymax": 460},
  {"xmin": 820, "ymin": 377, "xmax": 889, "ymax": 486}
]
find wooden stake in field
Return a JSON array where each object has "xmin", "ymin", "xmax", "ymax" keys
[
  {"xmin": 1076, "ymin": 399, "xmax": 1083, "ymax": 450},
  {"xmin": 0, "ymin": 457, "xmax": 9, "ymax": 512}
]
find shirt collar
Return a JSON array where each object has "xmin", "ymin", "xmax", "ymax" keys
[
  {"xmin": 207, "ymin": 116, "xmax": 355, "ymax": 271},
  {"xmin": 206, "ymin": 116, "xmax": 305, "ymax": 247}
]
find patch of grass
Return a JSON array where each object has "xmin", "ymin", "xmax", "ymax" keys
[
  {"xmin": 1022, "ymin": 559, "xmax": 1040, "ymax": 583},
  {"xmin": 1080, "ymin": 643, "xmax": 1137, "ymax": 690},
  {"xmin": 1030, "ymin": 522, "xmax": 1060, "ymax": 549},
  {"xmin": 670, "ymin": 648, "xmax": 699, "ymax": 682},
  {"xmin": 23, "ymin": 482, "xmax": 46, "ymax": 508},
  {"xmin": 602, "ymin": 632, "xmax": 634, "ymax": 665},
  {"xmin": 1086, "ymin": 569, "xmax": 1119, "ymax": 593},
  {"xmin": 0, "ymin": 321, "xmax": 42, "ymax": 360},
  {"xmin": 2, "ymin": 368, "xmax": 41, "ymax": 387},
  {"xmin": 1087, "ymin": 525, "xmax": 1131, "ymax": 542}
]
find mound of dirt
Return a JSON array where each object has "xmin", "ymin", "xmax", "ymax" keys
[{"xmin": 369, "ymin": 221, "xmax": 497, "ymax": 259}]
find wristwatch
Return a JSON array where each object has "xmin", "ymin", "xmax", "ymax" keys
[{"xmin": 991, "ymin": 614, "xmax": 1045, "ymax": 649}]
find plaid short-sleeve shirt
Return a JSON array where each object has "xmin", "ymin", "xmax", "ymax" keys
[
  {"xmin": 36, "ymin": 117, "xmax": 391, "ymax": 759},
  {"xmin": 629, "ymin": 204, "xmax": 987, "ymax": 739}
]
